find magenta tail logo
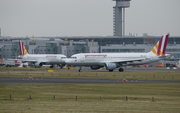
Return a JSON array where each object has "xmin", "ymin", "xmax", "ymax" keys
[
  {"xmin": 157, "ymin": 34, "xmax": 169, "ymax": 56},
  {"xmin": 19, "ymin": 40, "xmax": 24, "ymax": 56},
  {"xmin": 19, "ymin": 40, "xmax": 28, "ymax": 56},
  {"xmin": 151, "ymin": 34, "xmax": 169, "ymax": 56}
]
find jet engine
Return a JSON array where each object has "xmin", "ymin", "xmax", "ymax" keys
[
  {"xmin": 34, "ymin": 62, "xmax": 43, "ymax": 67},
  {"xmin": 105, "ymin": 62, "xmax": 117, "ymax": 71},
  {"xmin": 90, "ymin": 66, "xmax": 103, "ymax": 70}
]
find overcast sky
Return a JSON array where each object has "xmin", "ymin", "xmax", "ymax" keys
[{"xmin": 0, "ymin": 0, "xmax": 180, "ymax": 37}]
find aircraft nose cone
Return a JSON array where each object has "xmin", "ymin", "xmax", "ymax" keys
[{"xmin": 65, "ymin": 59, "xmax": 73, "ymax": 63}]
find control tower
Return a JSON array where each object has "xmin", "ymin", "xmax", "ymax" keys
[{"xmin": 113, "ymin": 0, "xmax": 131, "ymax": 36}]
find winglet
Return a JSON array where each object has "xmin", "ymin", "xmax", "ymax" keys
[{"xmin": 151, "ymin": 34, "xmax": 169, "ymax": 56}]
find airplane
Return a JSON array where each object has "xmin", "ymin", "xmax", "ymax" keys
[
  {"xmin": 176, "ymin": 60, "xmax": 180, "ymax": 68},
  {"xmin": 66, "ymin": 34, "xmax": 170, "ymax": 72},
  {"xmin": 18, "ymin": 40, "xmax": 67, "ymax": 68}
]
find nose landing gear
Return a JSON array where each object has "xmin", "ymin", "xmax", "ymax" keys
[
  {"xmin": 78, "ymin": 67, "xmax": 82, "ymax": 72},
  {"xmin": 78, "ymin": 69, "xmax": 82, "ymax": 72}
]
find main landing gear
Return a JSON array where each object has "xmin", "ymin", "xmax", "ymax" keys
[
  {"xmin": 108, "ymin": 68, "xmax": 124, "ymax": 72},
  {"xmin": 119, "ymin": 68, "xmax": 124, "ymax": 72},
  {"xmin": 78, "ymin": 67, "xmax": 82, "ymax": 72},
  {"xmin": 50, "ymin": 65, "xmax": 54, "ymax": 68}
]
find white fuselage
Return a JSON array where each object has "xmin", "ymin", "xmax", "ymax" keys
[
  {"xmin": 66, "ymin": 52, "xmax": 169, "ymax": 67},
  {"xmin": 19, "ymin": 54, "xmax": 67, "ymax": 65}
]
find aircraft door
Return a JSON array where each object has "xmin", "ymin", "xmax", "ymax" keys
[{"xmin": 80, "ymin": 55, "xmax": 84, "ymax": 62}]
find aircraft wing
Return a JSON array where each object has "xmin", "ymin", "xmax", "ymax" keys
[
  {"xmin": 21, "ymin": 59, "xmax": 65, "ymax": 65},
  {"xmin": 21, "ymin": 59, "xmax": 48, "ymax": 64},
  {"xmin": 6, "ymin": 58, "xmax": 20, "ymax": 61},
  {"xmin": 102, "ymin": 58, "xmax": 147, "ymax": 64}
]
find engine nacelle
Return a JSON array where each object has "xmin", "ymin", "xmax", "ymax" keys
[
  {"xmin": 90, "ymin": 66, "xmax": 103, "ymax": 70},
  {"xmin": 105, "ymin": 62, "xmax": 117, "ymax": 70},
  {"xmin": 35, "ymin": 62, "xmax": 43, "ymax": 67}
]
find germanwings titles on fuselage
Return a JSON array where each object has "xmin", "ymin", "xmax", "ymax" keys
[{"xmin": 66, "ymin": 34, "xmax": 170, "ymax": 72}]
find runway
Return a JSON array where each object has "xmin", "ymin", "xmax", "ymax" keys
[
  {"xmin": 0, "ymin": 78, "xmax": 180, "ymax": 85},
  {"xmin": 0, "ymin": 67, "xmax": 179, "ymax": 74},
  {"xmin": 70, "ymin": 68, "xmax": 180, "ymax": 73},
  {"xmin": 59, "ymin": 67, "xmax": 180, "ymax": 72}
]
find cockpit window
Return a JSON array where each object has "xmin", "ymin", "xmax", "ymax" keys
[{"xmin": 70, "ymin": 57, "xmax": 77, "ymax": 59}]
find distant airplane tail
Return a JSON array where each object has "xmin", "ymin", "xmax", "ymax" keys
[
  {"xmin": 150, "ymin": 34, "xmax": 169, "ymax": 56},
  {"xmin": 19, "ymin": 40, "xmax": 28, "ymax": 56}
]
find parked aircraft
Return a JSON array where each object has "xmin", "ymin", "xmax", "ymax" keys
[
  {"xmin": 66, "ymin": 34, "xmax": 170, "ymax": 72},
  {"xmin": 176, "ymin": 60, "xmax": 180, "ymax": 68},
  {"xmin": 18, "ymin": 40, "xmax": 66, "ymax": 68}
]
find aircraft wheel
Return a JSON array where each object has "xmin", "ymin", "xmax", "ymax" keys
[
  {"xmin": 119, "ymin": 68, "xmax": 124, "ymax": 72},
  {"xmin": 79, "ymin": 69, "xmax": 82, "ymax": 72},
  {"xmin": 109, "ymin": 70, "xmax": 113, "ymax": 72}
]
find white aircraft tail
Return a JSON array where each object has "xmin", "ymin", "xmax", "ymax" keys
[
  {"xmin": 150, "ymin": 34, "xmax": 169, "ymax": 56},
  {"xmin": 19, "ymin": 40, "xmax": 29, "ymax": 56}
]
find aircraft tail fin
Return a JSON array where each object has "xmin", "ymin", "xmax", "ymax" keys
[
  {"xmin": 150, "ymin": 34, "xmax": 169, "ymax": 56},
  {"xmin": 19, "ymin": 40, "xmax": 28, "ymax": 56}
]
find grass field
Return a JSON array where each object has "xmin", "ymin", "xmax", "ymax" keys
[
  {"xmin": 0, "ymin": 84, "xmax": 180, "ymax": 113},
  {"xmin": 0, "ymin": 67, "xmax": 180, "ymax": 112}
]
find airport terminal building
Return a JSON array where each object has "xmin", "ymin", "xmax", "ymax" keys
[{"xmin": 0, "ymin": 34, "xmax": 180, "ymax": 67}]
